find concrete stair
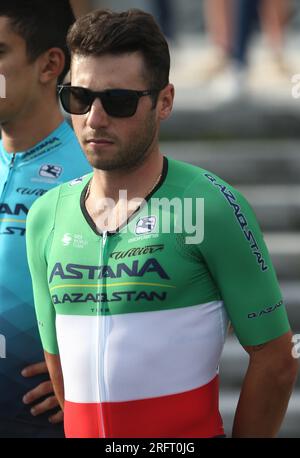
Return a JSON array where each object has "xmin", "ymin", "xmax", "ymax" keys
[{"xmin": 163, "ymin": 140, "xmax": 300, "ymax": 184}]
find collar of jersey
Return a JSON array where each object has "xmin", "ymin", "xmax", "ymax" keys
[
  {"xmin": 0, "ymin": 120, "xmax": 71, "ymax": 166},
  {"xmin": 80, "ymin": 156, "xmax": 169, "ymax": 237}
]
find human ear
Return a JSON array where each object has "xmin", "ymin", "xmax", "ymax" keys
[
  {"xmin": 39, "ymin": 48, "xmax": 66, "ymax": 84},
  {"xmin": 157, "ymin": 84, "xmax": 174, "ymax": 121}
]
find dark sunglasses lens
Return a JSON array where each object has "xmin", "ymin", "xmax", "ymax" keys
[
  {"xmin": 60, "ymin": 87, "xmax": 90, "ymax": 114},
  {"xmin": 102, "ymin": 90, "xmax": 139, "ymax": 117}
]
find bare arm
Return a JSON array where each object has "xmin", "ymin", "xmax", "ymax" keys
[
  {"xmin": 232, "ymin": 330, "xmax": 299, "ymax": 437},
  {"xmin": 44, "ymin": 351, "xmax": 65, "ymax": 411}
]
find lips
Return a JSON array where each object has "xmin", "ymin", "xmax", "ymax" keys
[{"xmin": 86, "ymin": 138, "xmax": 114, "ymax": 144}]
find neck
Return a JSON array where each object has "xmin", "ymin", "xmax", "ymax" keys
[
  {"xmin": 90, "ymin": 150, "xmax": 164, "ymax": 203},
  {"xmin": 1, "ymin": 98, "xmax": 64, "ymax": 153}
]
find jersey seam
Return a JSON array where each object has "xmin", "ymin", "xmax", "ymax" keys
[{"xmin": 43, "ymin": 187, "xmax": 62, "ymax": 266}]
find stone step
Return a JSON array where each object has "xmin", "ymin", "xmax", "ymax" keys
[
  {"xmin": 161, "ymin": 101, "xmax": 300, "ymax": 140},
  {"xmin": 237, "ymin": 186, "xmax": 300, "ymax": 232},
  {"xmin": 281, "ymin": 282, "xmax": 300, "ymax": 330},
  {"xmin": 265, "ymin": 233, "xmax": 300, "ymax": 280},
  {"xmin": 219, "ymin": 390, "xmax": 300, "ymax": 437},
  {"xmin": 163, "ymin": 141, "xmax": 300, "ymax": 184}
]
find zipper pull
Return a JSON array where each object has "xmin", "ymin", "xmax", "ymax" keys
[
  {"xmin": 9, "ymin": 154, "xmax": 16, "ymax": 169},
  {"xmin": 102, "ymin": 230, "xmax": 108, "ymax": 248}
]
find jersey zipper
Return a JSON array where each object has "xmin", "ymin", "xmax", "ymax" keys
[
  {"xmin": 98, "ymin": 230, "xmax": 109, "ymax": 437},
  {"xmin": 0, "ymin": 154, "xmax": 16, "ymax": 202},
  {"xmin": 10, "ymin": 153, "xmax": 16, "ymax": 169}
]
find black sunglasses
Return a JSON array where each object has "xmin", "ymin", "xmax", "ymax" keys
[{"xmin": 58, "ymin": 84, "xmax": 160, "ymax": 118}]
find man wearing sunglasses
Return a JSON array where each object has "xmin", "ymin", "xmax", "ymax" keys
[
  {"xmin": 0, "ymin": 0, "xmax": 91, "ymax": 438},
  {"xmin": 27, "ymin": 9, "xmax": 297, "ymax": 438}
]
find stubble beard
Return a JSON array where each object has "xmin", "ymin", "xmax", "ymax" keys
[{"xmin": 85, "ymin": 111, "xmax": 158, "ymax": 172}]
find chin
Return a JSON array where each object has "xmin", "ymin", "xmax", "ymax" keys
[
  {"xmin": 92, "ymin": 161, "xmax": 120, "ymax": 171},
  {"xmin": 85, "ymin": 151, "xmax": 119, "ymax": 171}
]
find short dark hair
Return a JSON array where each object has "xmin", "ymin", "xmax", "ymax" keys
[
  {"xmin": 67, "ymin": 9, "xmax": 170, "ymax": 91},
  {"xmin": 0, "ymin": 0, "xmax": 75, "ymax": 83}
]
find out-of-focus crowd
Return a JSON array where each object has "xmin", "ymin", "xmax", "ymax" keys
[{"xmin": 71, "ymin": 0, "xmax": 297, "ymax": 102}]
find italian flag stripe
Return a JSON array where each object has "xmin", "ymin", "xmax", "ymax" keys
[{"xmin": 64, "ymin": 375, "xmax": 224, "ymax": 438}]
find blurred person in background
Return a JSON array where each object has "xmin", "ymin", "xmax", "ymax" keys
[
  {"xmin": 0, "ymin": 0, "xmax": 91, "ymax": 437},
  {"xmin": 70, "ymin": 0, "xmax": 95, "ymax": 18},
  {"xmin": 201, "ymin": 0, "xmax": 233, "ymax": 80},
  {"xmin": 153, "ymin": 0, "xmax": 175, "ymax": 41},
  {"xmin": 202, "ymin": 0, "xmax": 291, "ymax": 95},
  {"xmin": 232, "ymin": 0, "xmax": 291, "ymax": 83}
]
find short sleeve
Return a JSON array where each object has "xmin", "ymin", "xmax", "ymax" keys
[
  {"xmin": 199, "ymin": 174, "xmax": 290, "ymax": 346},
  {"xmin": 26, "ymin": 192, "xmax": 59, "ymax": 354}
]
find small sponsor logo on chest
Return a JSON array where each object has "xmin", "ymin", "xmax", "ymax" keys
[
  {"xmin": 61, "ymin": 233, "xmax": 88, "ymax": 249},
  {"xmin": 135, "ymin": 216, "xmax": 156, "ymax": 235},
  {"xmin": 39, "ymin": 164, "xmax": 63, "ymax": 179}
]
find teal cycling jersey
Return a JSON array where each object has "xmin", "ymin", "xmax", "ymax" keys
[
  {"xmin": 0, "ymin": 120, "xmax": 91, "ymax": 426},
  {"xmin": 27, "ymin": 157, "xmax": 290, "ymax": 438}
]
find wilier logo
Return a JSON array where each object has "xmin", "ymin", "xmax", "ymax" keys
[
  {"xmin": 39, "ymin": 164, "xmax": 63, "ymax": 179},
  {"xmin": 135, "ymin": 216, "xmax": 156, "ymax": 235}
]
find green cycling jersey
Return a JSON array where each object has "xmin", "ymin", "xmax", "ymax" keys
[{"xmin": 26, "ymin": 156, "xmax": 290, "ymax": 438}]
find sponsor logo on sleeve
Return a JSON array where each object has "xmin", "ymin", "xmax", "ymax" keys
[
  {"xmin": 248, "ymin": 300, "xmax": 283, "ymax": 319},
  {"xmin": 204, "ymin": 173, "xmax": 268, "ymax": 271}
]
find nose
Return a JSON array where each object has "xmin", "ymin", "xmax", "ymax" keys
[{"xmin": 86, "ymin": 97, "xmax": 109, "ymax": 129}]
